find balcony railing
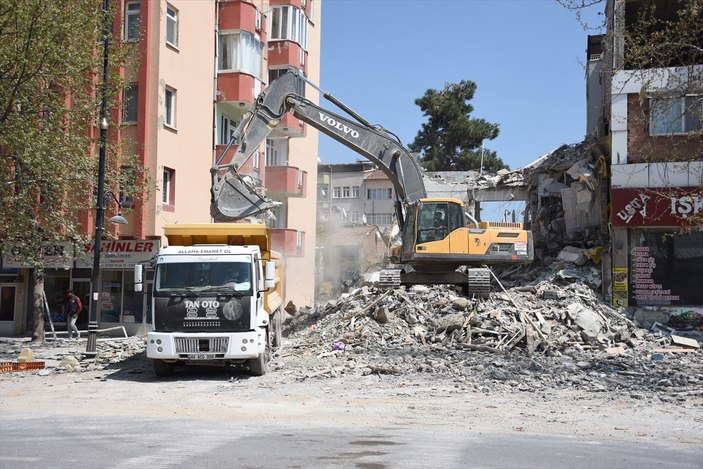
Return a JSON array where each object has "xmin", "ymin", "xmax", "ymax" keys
[
  {"xmin": 270, "ymin": 228, "xmax": 305, "ymax": 257},
  {"xmin": 265, "ymin": 166, "xmax": 306, "ymax": 197}
]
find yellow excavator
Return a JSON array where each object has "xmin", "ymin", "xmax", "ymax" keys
[{"xmin": 210, "ymin": 70, "xmax": 533, "ymax": 296}]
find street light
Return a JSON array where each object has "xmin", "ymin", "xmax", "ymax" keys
[{"xmin": 85, "ymin": 0, "xmax": 112, "ymax": 358}]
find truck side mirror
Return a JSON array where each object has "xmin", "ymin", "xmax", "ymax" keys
[
  {"xmin": 264, "ymin": 261, "xmax": 276, "ymax": 290},
  {"xmin": 134, "ymin": 264, "xmax": 143, "ymax": 292}
]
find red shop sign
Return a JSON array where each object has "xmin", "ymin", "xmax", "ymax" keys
[{"xmin": 611, "ymin": 187, "xmax": 702, "ymax": 227}]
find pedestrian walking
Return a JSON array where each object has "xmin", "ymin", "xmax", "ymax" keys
[{"xmin": 65, "ymin": 290, "xmax": 82, "ymax": 339}]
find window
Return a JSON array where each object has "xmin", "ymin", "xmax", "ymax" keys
[
  {"xmin": 253, "ymin": 151, "xmax": 260, "ymax": 171},
  {"xmin": 218, "ymin": 31, "xmax": 263, "ymax": 76},
  {"xmin": 348, "ymin": 211, "xmax": 361, "ymax": 223},
  {"xmin": 219, "ymin": 115, "xmax": 238, "ymax": 145},
  {"xmin": 156, "ymin": 262, "xmax": 252, "ymax": 293},
  {"xmin": 269, "ymin": 6, "xmax": 308, "ymax": 49},
  {"xmin": 650, "ymin": 95, "xmax": 702, "ymax": 135},
  {"xmin": 367, "ymin": 188, "xmax": 393, "ymax": 200},
  {"xmin": 332, "ymin": 186, "xmax": 359, "ymax": 199},
  {"xmin": 118, "ymin": 166, "xmax": 136, "ymax": 208},
  {"xmin": 255, "ymin": 9, "xmax": 262, "ymax": 32},
  {"xmin": 367, "ymin": 213, "xmax": 393, "ymax": 225},
  {"xmin": 166, "ymin": 5, "xmax": 178, "ymax": 47},
  {"xmin": 164, "ymin": 86, "xmax": 176, "ymax": 127},
  {"xmin": 122, "ymin": 84, "xmax": 138, "ymax": 123},
  {"xmin": 417, "ymin": 203, "xmax": 452, "ymax": 243},
  {"xmin": 162, "ymin": 167, "xmax": 175, "ymax": 206},
  {"xmin": 124, "ymin": 2, "xmax": 140, "ymax": 41},
  {"xmin": 630, "ymin": 230, "xmax": 703, "ymax": 306},
  {"xmin": 265, "ymin": 139, "xmax": 287, "ymax": 166}
]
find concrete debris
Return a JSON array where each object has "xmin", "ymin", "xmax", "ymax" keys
[
  {"xmin": 557, "ymin": 246, "xmax": 588, "ymax": 266},
  {"xmin": 280, "ymin": 263, "xmax": 702, "ymax": 398},
  {"xmin": 59, "ymin": 356, "xmax": 81, "ymax": 372},
  {"xmin": 17, "ymin": 347, "xmax": 34, "ymax": 363},
  {"xmin": 1, "ymin": 266, "xmax": 701, "ymax": 402},
  {"xmin": 0, "ymin": 336, "xmax": 147, "ymax": 375}
]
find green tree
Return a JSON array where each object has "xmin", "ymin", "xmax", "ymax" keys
[
  {"xmin": 409, "ymin": 81, "xmax": 508, "ymax": 172},
  {"xmin": 0, "ymin": 0, "xmax": 144, "ymax": 341}
]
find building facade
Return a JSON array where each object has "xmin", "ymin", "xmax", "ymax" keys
[
  {"xmin": 0, "ymin": 0, "xmax": 321, "ymax": 335},
  {"xmin": 603, "ymin": 0, "xmax": 702, "ymax": 313},
  {"xmin": 317, "ymin": 163, "xmax": 396, "ymax": 229}
]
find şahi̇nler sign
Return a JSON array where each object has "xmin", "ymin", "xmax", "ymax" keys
[{"xmin": 611, "ymin": 187, "xmax": 702, "ymax": 227}]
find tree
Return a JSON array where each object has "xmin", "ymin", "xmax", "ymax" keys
[
  {"xmin": 0, "ymin": 0, "xmax": 144, "ymax": 341},
  {"xmin": 409, "ymin": 80, "xmax": 508, "ymax": 172}
]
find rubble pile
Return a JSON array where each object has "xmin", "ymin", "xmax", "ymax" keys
[{"xmin": 283, "ymin": 264, "xmax": 703, "ymax": 398}]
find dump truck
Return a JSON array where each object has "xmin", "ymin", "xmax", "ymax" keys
[{"xmin": 134, "ymin": 223, "xmax": 284, "ymax": 377}]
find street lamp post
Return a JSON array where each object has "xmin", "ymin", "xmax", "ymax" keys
[{"xmin": 85, "ymin": 0, "xmax": 111, "ymax": 357}]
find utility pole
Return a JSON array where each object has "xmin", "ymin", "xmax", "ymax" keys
[{"xmin": 86, "ymin": 0, "xmax": 111, "ymax": 357}]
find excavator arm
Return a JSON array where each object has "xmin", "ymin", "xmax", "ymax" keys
[
  {"xmin": 211, "ymin": 71, "xmax": 426, "ymax": 223},
  {"xmin": 211, "ymin": 71, "xmax": 534, "ymax": 297}
]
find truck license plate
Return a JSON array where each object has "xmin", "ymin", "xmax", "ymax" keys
[{"xmin": 188, "ymin": 354, "xmax": 213, "ymax": 360}]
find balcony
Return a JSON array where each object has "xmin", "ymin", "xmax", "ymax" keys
[
  {"xmin": 270, "ymin": 228, "xmax": 305, "ymax": 257},
  {"xmin": 265, "ymin": 166, "xmax": 306, "ymax": 197},
  {"xmin": 217, "ymin": 73, "xmax": 261, "ymax": 106},
  {"xmin": 215, "ymin": 145, "xmax": 261, "ymax": 175},
  {"xmin": 268, "ymin": 41, "xmax": 306, "ymax": 70},
  {"xmin": 219, "ymin": 1, "xmax": 261, "ymax": 36}
]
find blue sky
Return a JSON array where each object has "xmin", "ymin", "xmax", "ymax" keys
[{"xmin": 317, "ymin": 0, "xmax": 605, "ymax": 170}]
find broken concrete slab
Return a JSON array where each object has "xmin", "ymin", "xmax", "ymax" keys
[
  {"xmin": 671, "ymin": 335, "xmax": 700, "ymax": 349},
  {"xmin": 566, "ymin": 303, "xmax": 605, "ymax": 341},
  {"xmin": 557, "ymin": 246, "xmax": 588, "ymax": 265}
]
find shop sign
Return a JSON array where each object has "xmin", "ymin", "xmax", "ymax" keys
[
  {"xmin": 611, "ymin": 187, "xmax": 703, "ymax": 227},
  {"xmin": 631, "ymin": 246, "xmax": 680, "ymax": 304},
  {"xmin": 1, "ymin": 242, "xmax": 74, "ymax": 269},
  {"xmin": 75, "ymin": 239, "xmax": 160, "ymax": 268}
]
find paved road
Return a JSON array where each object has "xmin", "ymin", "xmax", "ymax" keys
[{"xmin": 1, "ymin": 414, "xmax": 701, "ymax": 469}]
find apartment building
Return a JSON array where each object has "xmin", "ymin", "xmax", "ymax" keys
[
  {"xmin": 317, "ymin": 163, "xmax": 396, "ymax": 229},
  {"xmin": 315, "ymin": 162, "xmax": 394, "ymax": 297},
  {"xmin": 0, "ymin": 0, "xmax": 321, "ymax": 335},
  {"xmin": 601, "ymin": 0, "xmax": 702, "ymax": 311}
]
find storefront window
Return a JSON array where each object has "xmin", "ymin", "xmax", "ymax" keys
[
  {"xmin": 100, "ymin": 271, "xmax": 123, "ymax": 322},
  {"xmin": 44, "ymin": 271, "xmax": 70, "ymax": 322},
  {"xmin": 122, "ymin": 270, "xmax": 141, "ymax": 324},
  {"xmin": 630, "ymin": 229, "xmax": 703, "ymax": 306}
]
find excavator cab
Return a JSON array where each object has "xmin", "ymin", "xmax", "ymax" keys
[{"xmin": 389, "ymin": 198, "xmax": 533, "ymax": 296}]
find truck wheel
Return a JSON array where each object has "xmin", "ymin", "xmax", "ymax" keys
[
  {"xmin": 249, "ymin": 329, "xmax": 271, "ymax": 376},
  {"xmin": 272, "ymin": 309, "xmax": 283, "ymax": 349},
  {"xmin": 153, "ymin": 359, "xmax": 175, "ymax": 377}
]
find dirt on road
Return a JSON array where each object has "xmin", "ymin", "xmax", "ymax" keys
[{"xmin": 1, "ymin": 334, "xmax": 702, "ymax": 450}]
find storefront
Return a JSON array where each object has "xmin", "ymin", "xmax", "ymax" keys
[
  {"xmin": 610, "ymin": 187, "xmax": 703, "ymax": 313},
  {"xmin": 1, "ymin": 239, "xmax": 159, "ymax": 337}
]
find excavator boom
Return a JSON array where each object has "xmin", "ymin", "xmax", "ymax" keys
[
  {"xmin": 210, "ymin": 71, "xmax": 425, "ymax": 223},
  {"xmin": 210, "ymin": 71, "xmax": 533, "ymax": 296}
]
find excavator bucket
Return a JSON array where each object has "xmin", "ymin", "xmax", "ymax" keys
[{"xmin": 210, "ymin": 172, "xmax": 280, "ymax": 222}]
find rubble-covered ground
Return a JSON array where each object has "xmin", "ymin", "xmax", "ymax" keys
[
  {"xmin": 1, "ymin": 263, "xmax": 702, "ymax": 406},
  {"xmin": 280, "ymin": 263, "xmax": 702, "ymax": 402}
]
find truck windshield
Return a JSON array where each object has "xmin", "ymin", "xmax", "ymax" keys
[{"xmin": 155, "ymin": 262, "xmax": 252, "ymax": 293}]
